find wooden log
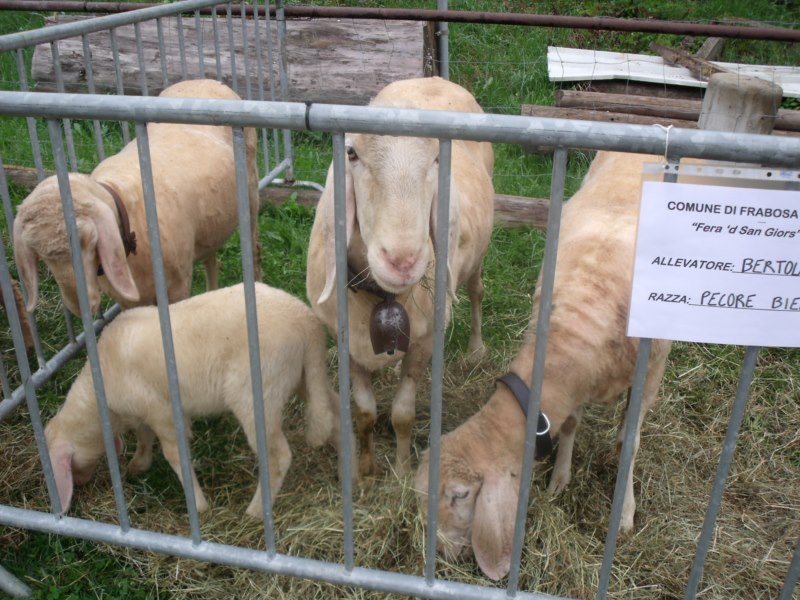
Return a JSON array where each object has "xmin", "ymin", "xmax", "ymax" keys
[
  {"xmin": 585, "ymin": 80, "xmax": 705, "ymax": 101},
  {"xmin": 4, "ymin": 165, "xmax": 550, "ymax": 229},
  {"xmin": 555, "ymin": 89, "xmax": 800, "ymax": 131},
  {"xmin": 32, "ymin": 15, "xmax": 433, "ymax": 105},
  {"xmin": 649, "ymin": 42, "xmax": 731, "ymax": 81},
  {"xmin": 521, "ymin": 103, "xmax": 800, "ymax": 138}
]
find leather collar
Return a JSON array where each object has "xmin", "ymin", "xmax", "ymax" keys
[
  {"xmin": 496, "ymin": 372, "xmax": 554, "ymax": 459},
  {"xmin": 347, "ymin": 262, "xmax": 393, "ymax": 302},
  {"xmin": 96, "ymin": 182, "xmax": 137, "ymax": 276}
]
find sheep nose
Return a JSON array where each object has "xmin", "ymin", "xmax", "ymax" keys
[{"xmin": 381, "ymin": 246, "xmax": 420, "ymax": 275}]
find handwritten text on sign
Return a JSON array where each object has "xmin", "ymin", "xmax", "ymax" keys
[{"xmin": 628, "ymin": 180, "xmax": 800, "ymax": 347}]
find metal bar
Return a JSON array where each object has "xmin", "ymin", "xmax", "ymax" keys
[
  {"xmin": 0, "ymin": 562, "xmax": 30, "ymax": 598},
  {"xmin": 262, "ymin": 0, "xmax": 281, "ymax": 169},
  {"xmin": 226, "ymin": 2, "xmax": 238, "ymax": 95},
  {"xmin": 46, "ymin": 119, "xmax": 131, "ymax": 528},
  {"xmin": 0, "ymin": 504, "xmax": 561, "ymax": 600},
  {"xmin": 595, "ymin": 339, "xmax": 652, "ymax": 600},
  {"xmin": 232, "ymin": 126, "xmax": 277, "ymax": 554},
  {"xmin": 0, "ymin": 0, "xmax": 231, "ymax": 52},
  {"xmin": 257, "ymin": 156, "xmax": 291, "ymax": 191},
  {"xmin": 133, "ymin": 122, "xmax": 202, "ymax": 544},
  {"xmin": 684, "ymin": 345, "xmax": 761, "ymax": 600},
  {"xmin": 134, "ymin": 21, "xmax": 148, "ymax": 96},
  {"xmin": 81, "ymin": 34, "xmax": 106, "ymax": 161},
  {"xmin": 3, "ymin": 92, "xmax": 800, "ymax": 167},
  {"xmin": 212, "ymin": 5, "xmax": 223, "ymax": 81},
  {"xmin": 424, "ymin": 138, "xmax": 452, "ymax": 586},
  {"xmin": 779, "ymin": 537, "xmax": 800, "ymax": 600},
  {"xmin": 48, "ymin": 41, "xmax": 77, "ymax": 171},
  {"xmin": 194, "ymin": 10, "xmax": 204, "ymax": 78},
  {"xmin": 0, "ymin": 305, "xmax": 120, "ymax": 420},
  {"xmin": 176, "ymin": 13, "xmax": 188, "ymax": 81},
  {"xmin": 332, "ymin": 132, "xmax": 355, "ymax": 572},
  {"xmin": 239, "ymin": 0, "xmax": 252, "ymax": 99},
  {"xmin": 436, "ymin": 0, "xmax": 449, "ymax": 80},
  {"xmin": 14, "ymin": 50, "xmax": 45, "ymax": 181},
  {"xmin": 156, "ymin": 17, "xmax": 169, "ymax": 88},
  {"xmin": 2, "ymin": 2, "xmax": 798, "ymax": 43},
  {"xmin": 506, "ymin": 147, "xmax": 567, "ymax": 594},
  {"xmin": 251, "ymin": 0, "xmax": 270, "ymax": 173},
  {"xmin": 108, "ymin": 28, "xmax": 130, "ymax": 145},
  {"xmin": 276, "ymin": 0, "xmax": 293, "ymax": 181}
]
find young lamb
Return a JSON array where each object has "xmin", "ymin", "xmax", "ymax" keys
[
  {"xmin": 306, "ymin": 76, "xmax": 495, "ymax": 478},
  {"xmin": 13, "ymin": 78, "xmax": 261, "ymax": 317},
  {"xmin": 44, "ymin": 282, "xmax": 345, "ymax": 517},
  {"xmin": 414, "ymin": 151, "xmax": 673, "ymax": 580}
]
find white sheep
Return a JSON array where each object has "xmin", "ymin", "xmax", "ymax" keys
[
  {"xmin": 13, "ymin": 78, "xmax": 261, "ymax": 317},
  {"xmin": 414, "ymin": 151, "xmax": 673, "ymax": 580},
  {"xmin": 44, "ymin": 282, "xmax": 345, "ymax": 517},
  {"xmin": 306, "ymin": 76, "xmax": 495, "ymax": 478}
]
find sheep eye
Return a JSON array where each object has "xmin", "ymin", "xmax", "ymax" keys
[
  {"xmin": 346, "ymin": 146, "xmax": 358, "ymax": 162},
  {"xmin": 449, "ymin": 489, "xmax": 470, "ymax": 504}
]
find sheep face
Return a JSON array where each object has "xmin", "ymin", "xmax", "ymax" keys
[
  {"xmin": 345, "ymin": 133, "xmax": 439, "ymax": 294},
  {"xmin": 14, "ymin": 175, "xmax": 140, "ymax": 315},
  {"xmin": 415, "ymin": 440, "xmax": 520, "ymax": 581}
]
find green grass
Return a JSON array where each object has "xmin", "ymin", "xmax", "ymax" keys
[{"xmin": 1, "ymin": 2, "xmax": 799, "ymax": 599}]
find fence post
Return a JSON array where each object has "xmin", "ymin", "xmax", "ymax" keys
[{"xmin": 698, "ymin": 72, "xmax": 782, "ymax": 135}]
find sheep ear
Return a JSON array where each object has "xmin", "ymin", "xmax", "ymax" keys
[
  {"xmin": 430, "ymin": 179, "xmax": 459, "ymax": 300},
  {"xmin": 49, "ymin": 444, "xmax": 75, "ymax": 514},
  {"xmin": 13, "ymin": 218, "xmax": 40, "ymax": 312},
  {"xmin": 471, "ymin": 472, "xmax": 518, "ymax": 581},
  {"xmin": 91, "ymin": 202, "xmax": 140, "ymax": 304},
  {"xmin": 318, "ymin": 162, "xmax": 356, "ymax": 304}
]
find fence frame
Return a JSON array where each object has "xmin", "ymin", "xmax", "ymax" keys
[{"xmin": 0, "ymin": 3, "xmax": 798, "ymax": 600}]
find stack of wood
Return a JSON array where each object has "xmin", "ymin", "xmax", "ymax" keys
[{"xmin": 524, "ymin": 38, "xmax": 800, "ymax": 142}]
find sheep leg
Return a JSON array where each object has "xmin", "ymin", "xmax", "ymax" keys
[
  {"xmin": 392, "ymin": 344, "xmax": 429, "ymax": 476},
  {"xmin": 465, "ymin": 267, "xmax": 486, "ymax": 360},
  {"xmin": 246, "ymin": 429, "xmax": 292, "ymax": 518},
  {"xmin": 204, "ymin": 255, "xmax": 219, "ymax": 291},
  {"xmin": 154, "ymin": 425, "xmax": 209, "ymax": 513},
  {"xmin": 351, "ymin": 360, "xmax": 378, "ymax": 478},
  {"xmin": 548, "ymin": 407, "xmax": 582, "ymax": 494},
  {"xmin": 615, "ymin": 353, "xmax": 667, "ymax": 532},
  {"xmin": 127, "ymin": 424, "xmax": 156, "ymax": 476}
]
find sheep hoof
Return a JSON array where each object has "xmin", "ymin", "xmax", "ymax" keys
[
  {"xmin": 358, "ymin": 453, "xmax": 378, "ymax": 478},
  {"xmin": 547, "ymin": 472, "xmax": 571, "ymax": 494},
  {"xmin": 126, "ymin": 456, "xmax": 152, "ymax": 477},
  {"xmin": 465, "ymin": 341, "xmax": 487, "ymax": 364}
]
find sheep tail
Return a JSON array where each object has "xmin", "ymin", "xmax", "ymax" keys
[{"xmin": 301, "ymin": 322, "xmax": 336, "ymax": 448}]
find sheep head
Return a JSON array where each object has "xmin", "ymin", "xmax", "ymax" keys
[
  {"xmin": 345, "ymin": 133, "xmax": 440, "ymax": 294},
  {"xmin": 414, "ymin": 435, "xmax": 520, "ymax": 581},
  {"xmin": 13, "ymin": 174, "xmax": 139, "ymax": 315}
]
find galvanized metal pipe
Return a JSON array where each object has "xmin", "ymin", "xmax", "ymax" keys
[
  {"xmin": 1, "ymin": 2, "xmax": 797, "ymax": 43},
  {"xmin": 1, "ymin": 91, "xmax": 799, "ymax": 167}
]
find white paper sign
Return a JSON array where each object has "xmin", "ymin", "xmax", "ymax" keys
[{"xmin": 628, "ymin": 179, "xmax": 800, "ymax": 347}]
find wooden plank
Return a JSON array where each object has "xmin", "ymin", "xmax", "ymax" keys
[
  {"xmin": 547, "ymin": 46, "xmax": 800, "ymax": 98},
  {"xmin": 4, "ymin": 166, "xmax": 550, "ymax": 229},
  {"xmin": 695, "ymin": 37, "xmax": 726, "ymax": 61},
  {"xmin": 649, "ymin": 42, "xmax": 730, "ymax": 81},
  {"xmin": 32, "ymin": 15, "xmax": 431, "ymax": 105},
  {"xmin": 555, "ymin": 90, "xmax": 800, "ymax": 132}
]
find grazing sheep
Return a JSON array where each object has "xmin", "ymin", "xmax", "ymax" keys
[
  {"xmin": 414, "ymin": 151, "xmax": 672, "ymax": 580},
  {"xmin": 44, "ymin": 282, "xmax": 345, "ymax": 517},
  {"xmin": 306, "ymin": 76, "xmax": 495, "ymax": 477},
  {"xmin": 14, "ymin": 79, "xmax": 261, "ymax": 317}
]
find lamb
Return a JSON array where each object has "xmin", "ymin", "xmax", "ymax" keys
[
  {"xmin": 13, "ymin": 78, "xmax": 261, "ymax": 317},
  {"xmin": 306, "ymin": 76, "xmax": 495, "ymax": 478},
  {"xmin": 44, "ymin": 282, "xmax": 346, "ymax": 517},
  {"xmin": 414, "ymin": 151, "xmax": 673, "ymax": 580}
]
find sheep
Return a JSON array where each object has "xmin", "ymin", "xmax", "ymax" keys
[
  {"xmin": 13, "ymin": 78, "xmax": 261, "ymax": 317},
  {"xmin": 306, "ymin": 76, "xmax": 495, "ymax": 478},
  {"xmin": 414, "ymin": 151, "xmax": 673, "ymax": 581},
  {"xmin": 44, "ymin": 282, "xmax": 347, "ymax": 517}
]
